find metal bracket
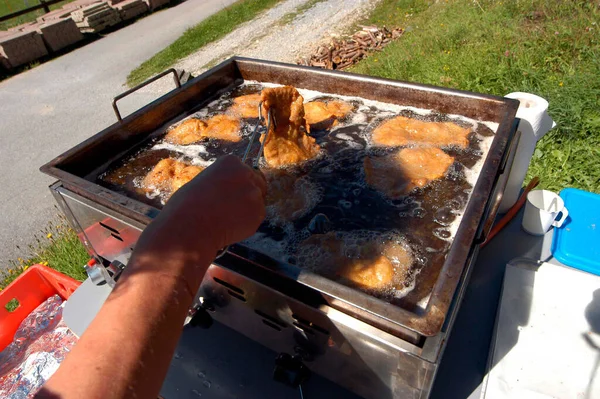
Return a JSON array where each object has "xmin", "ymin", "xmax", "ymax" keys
[
  {"xmin": 85, "ymin": 259, "xmax": 125, "ymax": 288},
  {"xmin": 112, "ymin": 68, "xmax": 182, "ymax": 122}
]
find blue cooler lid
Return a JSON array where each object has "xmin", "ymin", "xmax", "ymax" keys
[{"xmin": 551, "ymin": 188, "xmax": 600, "ymax": 275}]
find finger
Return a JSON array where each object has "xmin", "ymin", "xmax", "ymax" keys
[
  {"xmin": 256, "ymin": 203, "xmax": 266, "ymax": 225},
  {"xmin": 234, "ymin": 159, "xmax": 267, "ymax": 198},
  {"xmin": 251, "ymin": 168, "xmax": 268, "ymax": 198},
  {"xmin": 220, "ymin": 154, "xmax": 239, "ymax": 166},
  {"xmin": 247, "ymin": 186, "xmax": 267, "ymax": 225},
  {"xmin": 212, "ymin": 154, "xmax": 239, "ymax": 175}
]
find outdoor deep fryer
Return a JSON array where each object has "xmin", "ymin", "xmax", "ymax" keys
[{"xmin": 40, "ymin": 57, "xmax": 519, "ymax": 399}]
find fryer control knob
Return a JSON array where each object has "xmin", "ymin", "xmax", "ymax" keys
[{"xmin": 273, "ymin": 353, "xmax": 311, "ymax": 388}]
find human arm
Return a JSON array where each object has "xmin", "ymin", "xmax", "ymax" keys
[{"xmin": 36, "ymin": 155, "xmax": 267, "ymax": 399}]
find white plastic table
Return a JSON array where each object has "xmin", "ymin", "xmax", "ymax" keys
[
  {"xmin": 483, "ymin": 260, "xmax": 600, "ymax": 399},
  {"xmin": 430, "ymin": 207, "xmax": 562, "ymax": 399}
]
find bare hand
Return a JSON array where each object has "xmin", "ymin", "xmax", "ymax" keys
[
  {"xmin": 169, "ymin": 155, "xmax": 267, "ymax": 250},
  {"xmin": 130, "ymin": 155, "xmax": 266, "ymax": 288}
]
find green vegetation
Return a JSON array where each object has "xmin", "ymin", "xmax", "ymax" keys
[
  {"xmin": 0, "ymin": 0, "xmax": 75, "ymax": 31},
  {"xmin": 1, "ymin": 215, "xmax": 89, "ymax": 289},
  {"xmin": 5, "ymin": 298, "xmax": 19, "ymax": 312},
  {"xmin": 351, "ymin": 0, "xmax": 600, "ymax": 193},
  {"xmin": 127, "ymin": 0, "xmax": 282, "ymax": 87},
  {"xmin": 278, "ymin": 0, "xmax": 326, "ymax": 26}
]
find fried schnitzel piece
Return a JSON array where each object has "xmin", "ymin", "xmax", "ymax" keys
[
  {"xmin": 229, "ymin": 93, "xmax": 261, "ymax": 119},
  {"xmin": 141, "ymin": 159, "xmax": 179, "ymax": 193},
  {"xmin": 164, "ymin": 115, "xmax": 241, "ymax": 145},
  {"xmin": 260, "ymin": 86, "xmax": 320, "ymax": 167},
  {"xmin": 165, "ymin": 119, "xmax": 207, "ymax": 145},
  {"xmin": 343, "ymin": 252, "xmax": 395, "ymax": 289},
  {"xmin": 364, "ymin": 147, "xmax": 454, "ymax": 198},
  {"xmin": 264, "ymin": 169, "xmax": 321, "ymax": 224},
  {"xmin": 202, "ymin": 114, "xmax": 242, "ymax": 142},
  {"xmin": 372, "ymin": 116, "xmax": 471, "ymax": 148},
  {"xmin": 326, "ymin": 100, "xmax": 353, "ymax": 118},
  {"xmin": 141, "ymin": 158, "xmax": 203, "ymax": 198},
  {"xmin": 304, "ymin": 101, "xmax": 332, "ymax": 126},
  {"xmin": 304, "ymin": 100, "xmax": 353, "ymax": 131},
  {"xmin": 298, "ymin": 232, "xmax": 413, "ymax": 290},
  {"xmin": 171, "ymin": 164, "xmax": 204, "ymax": 192}
]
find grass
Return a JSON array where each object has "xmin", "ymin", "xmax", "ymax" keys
[
  {"xmin": 351, "ymin": 0, "xmax": 600, "ymax": 193},
  {"xmin": 0, "ymin": 0, "xmax": 76, "ymax": 30},
  {"xmin": 0, "ymin": 214, "xmax": 89, "ymax": 290},
  {"xmin": 5, "ymin": 298, "xmax": 19, "ymax": 312},
  {"xmin": 200, "ymin": 0, "xmax": 330, "ymax": 70},
  {"xmin": 126, "ymin": 0, "xmax": 282, "ymax": 87},
  {"xmin": 277, "ymin": 0, "xmax": 326, "ymax": 26}
]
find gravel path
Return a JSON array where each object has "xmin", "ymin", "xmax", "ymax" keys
[{"xmin": 146, "ymin": 0, "xmax": 378, "ymax": 93}]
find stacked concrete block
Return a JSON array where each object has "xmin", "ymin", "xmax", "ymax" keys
[
  {"xmin": 0, "ymin": 30, "xmax": 48, "ymax": 69},
  {"xmin": 114, "ymin": 0, "xmax": 148, "ymax": 21},
  {"xmin": 37, "ymin": 18, "xmax": 84, "ymax": 52},
  {"xmin": 71, "ymin": 2, "xmax": 111, "ymax": 20},
  {"xmin": 36, "ymin": 7, "xmax": 77, "ymax": 23},
  {"xmin": 0, "ymin": 0, "xmax": 176, "ymax": 69},
  {"xmin": 143, "ymin": 0, "xmax": 169, "ymax": 12},
  {"xmin": 72, "ymin": 2, "xmax": 121, "ymax": 33}
]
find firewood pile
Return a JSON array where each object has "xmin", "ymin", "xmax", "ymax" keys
[{"xmin": 298, "ymin": 26, "xmax": 403, "ymax": 70}]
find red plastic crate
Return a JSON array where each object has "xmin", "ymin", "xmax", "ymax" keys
[{"xmin": 0, "ymin": 264, "xmax": 81, "ymax": 352}]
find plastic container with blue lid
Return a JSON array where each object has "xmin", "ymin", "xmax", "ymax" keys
[{"xmin": 551, "ymin": 188, "xmax": 600, "ymax": 275}]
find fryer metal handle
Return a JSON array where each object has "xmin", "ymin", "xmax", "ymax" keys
[
  {"xmin": 475, "ymin": 129, "xmax": 521, "ymax": 244},
  {"xmin": 112, "ymin": 68, "xmax": 182, "ymax": 122}
]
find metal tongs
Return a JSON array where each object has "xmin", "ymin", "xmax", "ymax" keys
[
  {"xmin": 215, "ymin": 102, "xmax": 276, "ymax": 259},
  {"xmin": 241, "ymin": 101, "xmax": 276, "ymax": 168}
]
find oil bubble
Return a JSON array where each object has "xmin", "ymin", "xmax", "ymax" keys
[
  {"xmin": 434, "ymin": 207, "xmax": 455, "ymax": 226},
  {"xmin": 338, "ymin": 200, "xmax": 352, "ymax": 209},
  {"xmin": 433, "ymin": 228, "xmax": 452, "ymax": 240},
  {"xmin": 412, "ymin": 208, "xmax": 426, "ymax": 218}
]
